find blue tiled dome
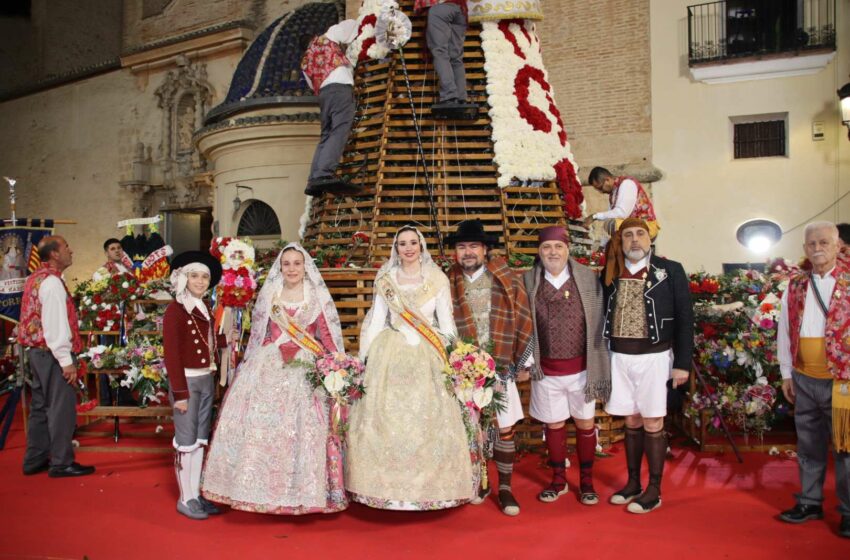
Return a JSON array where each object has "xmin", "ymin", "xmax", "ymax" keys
[{"xmin": 205, "ymin": 0, "xmax": 344, "ymax": 124}]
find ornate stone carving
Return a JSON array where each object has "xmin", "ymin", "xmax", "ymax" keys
[{"xmin": 154, "ymin": 55, "xmax": 214, "ymax": 209}]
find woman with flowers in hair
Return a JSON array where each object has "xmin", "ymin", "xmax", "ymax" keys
[
  {"xmin": 345, "ymin": 225, "xmax": 476, "ymax": 510},
  {"xmin": 202, "ymin": 243, "xmax": 348, "ymax": 515}
]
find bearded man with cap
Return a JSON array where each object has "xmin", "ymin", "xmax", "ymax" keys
[
  {"xmin": 446, "ymin": 219, "xmax": 534, "ymax": 516},
  {"xmin": 522, "ymin": 225, "xmax": 610, "ymax": 507},
  {"xmin": 163, "ymin": 251, "xmax": 223, "ymax": 520},
  {"xmin": 602, "ymin": 218, "xmax": 693, "ymax": 514}
]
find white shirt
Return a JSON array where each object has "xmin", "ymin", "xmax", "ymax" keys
[
  {"xmin": 303, "ymin": 21, "xmax": 355, "ymax": 91},
  {"xmin": 544, "ymin": 266, "xmax": 570, "ymax": 290},
  {"xmin": 777, "ymin": 268, "xmax": 835, "ymax": 380},
  {"xmin": 594, "ymin": 179, "xmax": 637, "ymax": 220},
  {"xmin": 463, "ymin": 265, "xmax": 486, "ymax": 283},
  {"xmin": 625, "ymin": 256, "xmax": 649, "ymax": 275},
  {"xmin": 38, "ymin": 275, "xmax": 74, "ymax": 368}
]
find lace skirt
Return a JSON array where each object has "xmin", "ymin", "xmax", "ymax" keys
[
  {"xmin": 344, "ymin": 329, "xmax": 476, "ymax": 510},
  {"xmin": 202, "ymin": 343, "xmax": 347, "ymax": 514}
]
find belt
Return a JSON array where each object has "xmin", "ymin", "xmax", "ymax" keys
[{"xmin": 610, "ymin": 337, "xmax": 671, "ymax": 355}]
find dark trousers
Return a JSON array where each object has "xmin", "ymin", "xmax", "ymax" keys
[
  {"xmin": 793, "ymin": 371, "xmax": 850, "ymax": 515},
  {"xmin": 309, "ymin": 83, "xmax": 355, "ymax": 181},
  {"xmin": 23, "ymin": 348, "xmax": 76, "ymax": 469},
  {"xmin": 427, "ymin": 3, "xmax": 467, "ymax": 102}
]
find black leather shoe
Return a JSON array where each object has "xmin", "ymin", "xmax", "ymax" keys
[
  {"xmin": 48, "ymin": 462, "xmax": 96, "ymax": 478},
  {"xmin": 778, "ymin": 504, "xmax": 823, "ymax": 524},
  {"xmin": 22, "ymin": 461, "xmax": 49, "ymax": 476},
  {"xmin": 840, "ymin": 515, "xmax": 850, "ymax": 538}
]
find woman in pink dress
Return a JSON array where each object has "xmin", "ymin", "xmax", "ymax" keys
[{"xmin": 202, "ymin": 243, "xmax": 347, "ymax": 514}]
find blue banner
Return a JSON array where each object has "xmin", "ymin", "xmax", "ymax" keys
[{"xmin": 0, "ymin": 221, "xmax": 55, "ymax": 323}]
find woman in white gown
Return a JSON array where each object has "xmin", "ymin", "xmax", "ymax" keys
[
  {"xmin": 202, "ymin": 243, "xmax": 348, "ymax": 514},
  {"xmin": 345, "ymin": 226, "xmax": 477, "ymax": 510}
]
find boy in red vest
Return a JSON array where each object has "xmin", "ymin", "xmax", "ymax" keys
[
  {"xmin": 301, "ymin": 19, "xmax": 359, "ymax": 196},
  {"xmin": 19, "ymin": 236, "xmax": 95, "ymax": 478}
]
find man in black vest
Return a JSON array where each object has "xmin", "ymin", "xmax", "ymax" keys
[{"xmin": 601, "ymin": 218, "xmax": 693, "ymax": 514}]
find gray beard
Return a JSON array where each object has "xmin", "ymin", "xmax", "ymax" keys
[{"xmin": 626, "ymin": 248, "xmax": 648, "ymax": 262}]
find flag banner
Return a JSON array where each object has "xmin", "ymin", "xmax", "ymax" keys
[{"xmin": 0, "ymin": 220, "xmax": 55, "ymax": 322}]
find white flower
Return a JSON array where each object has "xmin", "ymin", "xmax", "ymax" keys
[
  {"xmin": 755, "ymin": 376, "xmax": 768, "ymax": 386},
  {"xmin": 323, "ymin": 370, "xmax": 346, "ymax": 394},
  {"xmin": 472, "ymin": 386, "xmax": 493, "ymax": 409},
  {"xmin": 479, "ymin": 21, "xmax": 580, "ymax": 191},
  {"xmin": 121, "ymin": 281, "xmax": 129, "ymax": 289}
]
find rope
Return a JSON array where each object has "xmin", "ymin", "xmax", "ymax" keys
[{"xmin": 398, "ymin": 46, "xmax": 444, "ymax": 257}]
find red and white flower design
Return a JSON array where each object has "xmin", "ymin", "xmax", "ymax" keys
[{"xmin": 480, "ymin": 20, "xmax": 583, "ymax": 218}]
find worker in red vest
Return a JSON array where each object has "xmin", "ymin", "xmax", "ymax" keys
[
  {"xmin": 301, "ymin": 20, "xmax": 359, "ymax": 196},
  {"xmin": 586, "ymin": 167, "xmax": 660, "ymax": 240}
]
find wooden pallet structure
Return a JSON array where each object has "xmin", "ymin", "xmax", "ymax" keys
[
  {"xmin": 302, "ymin": 1, "xmax": 613, "ymax": 451},
  {"xmin": 302, "ymin": 0, "xmax": 572, "ymax": 263}
]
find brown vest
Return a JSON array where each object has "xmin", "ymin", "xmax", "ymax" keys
[{"xmin": 535, "ymin": 274, "xmax": 586, "ymax": 369}]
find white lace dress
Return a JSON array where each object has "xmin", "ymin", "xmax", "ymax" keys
[{"xmin": 344, "ymin": 267, "xmax": 476, "ymax": 510}]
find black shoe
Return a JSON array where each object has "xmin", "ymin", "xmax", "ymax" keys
[
  {"xmin": 778, "ymin": 504, "xmax": 823, "ymax": 524},
  {"xmin": 840, "ymin": 515, "xmax": 850, "ymax": 538},
  {"xmin": 198, "ymin": 495, "xmax": 221, "ymax": 515},
  {"xmin": 22, "ymin": 461, "xmax": 49, "ymax": 476},
  {"xmin": 48, "ymin": 462, "xmax": 96, "ymax": 478},
  {"xmin": 432, "ymin": 98, "xmax": 460, "ymax": 110}
]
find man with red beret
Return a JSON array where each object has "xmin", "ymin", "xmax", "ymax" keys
[
  {"xmin": 602, "ymin": 218, "xmax": 693, "ymax": 514},
  {"xmin": 523, "ymin": 225, "xmax": 611, "ymax": 507}
]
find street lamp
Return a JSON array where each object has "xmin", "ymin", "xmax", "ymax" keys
[{"xmin": 736, "ymin": 219, "xmax": 782, "ymax": 254}]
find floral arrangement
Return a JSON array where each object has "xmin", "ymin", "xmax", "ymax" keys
[
  {"xmin": 309, "ymin": 245, "xmax": 348, "ymax": 269},
  {"xmin": 75, "ymin": 272, "xmax": 142, "ymax": 331},
  {"xmin": 507, "ymin": 252, "xmax": 535, "ymax": 268},
  {"xmin": 305, "ymin": 352, "xmax": 367, "ymax": 437},
  {"xmin": 570, "ymin": 245, "xmax": 606, "ymax": 268},
  {"xmin": 75, "ymin": 366, "xmax": 98, "ymax": 414},
  {"xmin": 443, "ymin": 340, "xmax": 504, "ymax": 420},
  {"xmin": 347, "ymin": 0, "xmax": 393, "ymax": 64},
  {"xmin": 77, "ymin": 337, "xmax": 168, "ymax": 407},
  {"xmin": 479, "ymin": 19, "xmax": 583, "ymax": 218},
  {"xmin": 118, "ymin": 337, "xmax": 168, "ymax": 406},
  {"xmin": 210, "ymin": 237, "xmax": 258, "ymax": 308},
  {"xmin": 685, "ymin": 262, "xmax": 800, "ymax": 437}
]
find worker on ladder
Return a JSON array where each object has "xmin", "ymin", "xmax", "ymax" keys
[
  {"xmin": 416, "ymin": 0, "xmax": 477, "ymax": 119},
  {"xmin": 301, "ymin": 19, "xmax": 359, "ymax": 197}
]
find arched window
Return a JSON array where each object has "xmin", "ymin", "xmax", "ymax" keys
[{"xmin": 237, "ymin": 200, "xmax": 281, "ymax": 236}]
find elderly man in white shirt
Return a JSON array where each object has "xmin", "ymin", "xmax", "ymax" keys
[
  {"xmin": 776, "ymin": 222, "xmax": 850, "ymax": 539},
  {"xmin": 19, "ymin": 236, "xmax": 95, "ymax": 478}
]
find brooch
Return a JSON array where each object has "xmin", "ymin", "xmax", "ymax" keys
[
  {"xmin": 654, "ymin": 269, "xmax": 668, "ymax": 281},
  {"xmin": 564, "ymin": 289, "xmax": 570, "ymax": 299}
]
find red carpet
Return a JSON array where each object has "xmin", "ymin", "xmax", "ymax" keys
[{"xmin": 0, "ymin": 396, "xmax": 847, "ymax": 560}]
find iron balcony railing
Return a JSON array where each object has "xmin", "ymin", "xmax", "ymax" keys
[{"xmin": 687, "ymin": 0, "xmax": 836, "ymax": 65}]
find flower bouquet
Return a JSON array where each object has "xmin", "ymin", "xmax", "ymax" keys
[
  {"xmin": 210, "ymin": 237, "xmax": 258, "ymax": 308},
  {"xmin": 443, "ymin": 341, "xmax": 505, "ymax": 425},
  {"xmin": 305, "ymin": 352, "xmax": 366, "ymax": 437},
  {"xmin": 118, "ymin": 337, "xmax": 168, "ymax": 406}
]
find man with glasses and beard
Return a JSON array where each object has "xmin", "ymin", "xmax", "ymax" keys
[
  {"xmin": 601, "ymin": 218, "xmax": 693, "ymax": 514},
  {"xmin": 446, "ymin": 219, "xmax": 534, "ymax": 516}
]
